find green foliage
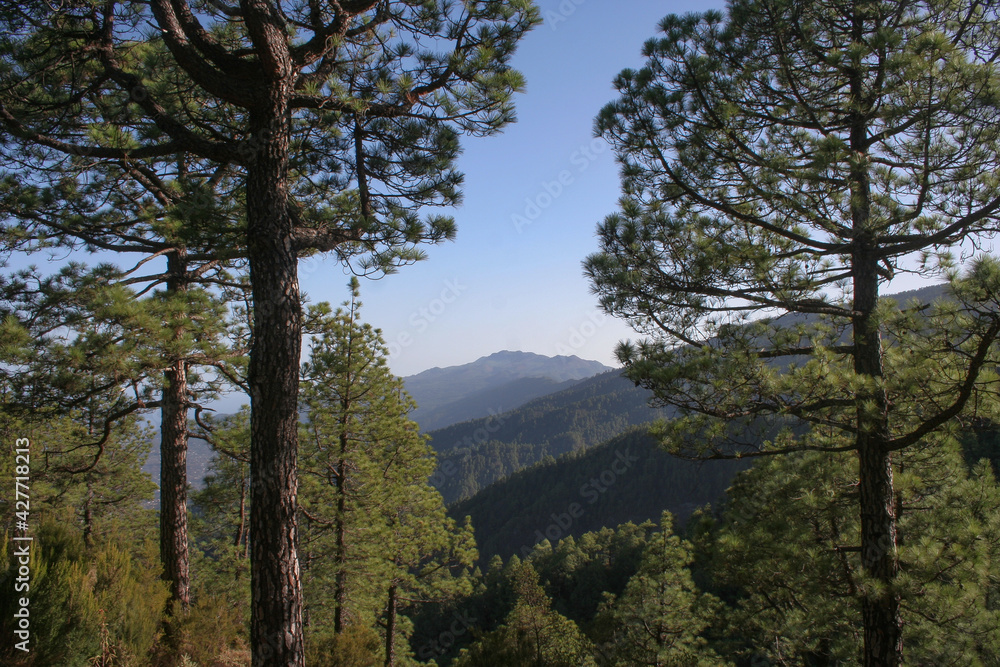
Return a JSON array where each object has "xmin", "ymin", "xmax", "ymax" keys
[
  {"xmin": 593, "ymin": 513, "xmax": 726, "ymax": 667},
  {"xmin": 306, "ymin": 625, "xmax": 381, "ymax": 667},
  {"xmin": 699, "ymin": 439, "xmax": 1000, "ymax": 665},
  {"xmin": 0, "ymin": 403, "xmax": 158, "ymax": 547},
  {"xmin": 529, "ymin": 522, "xmax": 652, "ymax": 628},
  {"xmin": 190, "ymin": 409, "xmax": 252, "ymax": 563},
  {"xmin": 183, "ymin": 413, "xmax": 254, "ymax": 667},
  {"xmin": 449, "ymin": 427, "xmax": 745, "ymax": 561},
  {"xmin": 155, "ymin": 596, "xmax": 251, "ymax": 667},
  {"xmin": 453, "ymin": 561, "xmax": 595, "ymax": 667},
  {"xmin": 188, "ymin": 409, "xmax": 253, "ymax": 634},
  {"xmin": 410, "ymin": 521, "xmax": 655, "ymax": 666},
  {"xmin": 0, "ymin": 521, "xmax": 169, "ymax": 667}
]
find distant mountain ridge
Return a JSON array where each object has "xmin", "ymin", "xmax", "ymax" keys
[
  {"xmin": 404, "ymin": 351, "xmax": 613, "ymax": 431},
  {"xmin": 426, "ymin": 369, "xmax": 671, "ymax": 504},
  {"xmin": 409, "ymin": 376, "xmax": 582, "ymax": 433}
]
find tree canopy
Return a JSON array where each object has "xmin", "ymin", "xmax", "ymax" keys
[
  {"xmin": 585, "ymin": 2, "xmax": 1000, "ymax": 664},
  {"xmin": 0, "ymin": 2, "xmax": 538, "ymax": 663}
]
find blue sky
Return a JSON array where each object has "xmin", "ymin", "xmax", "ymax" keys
[{"xmin": 305, "ymin": 0, "xmax": 728, "ymax": 377}]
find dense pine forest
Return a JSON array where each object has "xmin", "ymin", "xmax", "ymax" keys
[{"xmin": 4, "ymin": 1, "xmax": 1000, "ymax": 666}]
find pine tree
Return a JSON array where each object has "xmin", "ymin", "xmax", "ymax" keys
[
  {"xmin": 702, "ymin": 436, "xmax": 1000, "ymax": 665},
  {"xmin": 594, "ymin": 513, "xmax": 724, "ymax": 667},
  {"xmin": 585, "ymin": 3, "xmax": 1000, "ymax": 664},
  {"xmin": 0, "ymin": 3, "xmax": 539, "ymax": 661},
  {"xmin": 298, "ymin": 279, "xmax": 477, "ymax": 664}
]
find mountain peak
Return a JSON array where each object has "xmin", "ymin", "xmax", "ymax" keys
[
  {"xmin": 404, "ymin": 351, "xmax": 614, "ymax": 431},
  {"xmin": 480, "ymin": 350, "xmax": 595, "ymax": 364}
]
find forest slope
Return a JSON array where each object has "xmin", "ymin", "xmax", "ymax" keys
[
  {"xmin": 426, "ymin": 369, "xmax": 670, "ymax": 503},
  {"xmin": 448, "ymin": 426, "xmax": 747, "ymax": 561}
]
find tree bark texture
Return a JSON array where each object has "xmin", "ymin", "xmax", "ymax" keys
[
  {"xmin": 242, "ymin": 1, "xmax": 305, "ymax": 661},
  {"xmin": 246, "ymin": 99, "xmax": 304, "ymax": 667},
  {"xmin": 160, "ymin": 357, "xmax": 191, "ymax": 608},
  {"xmin": 854, "ymin": 258, "xmax": 902, "ymax": 667},
  {"xmin": 160, "ymin": 251, "xmax": 192, "ymax": 610}
]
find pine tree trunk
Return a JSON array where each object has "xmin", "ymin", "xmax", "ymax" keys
[
  {"xmin": 160, "ymin": 251, "xmax": 191, "ymax": 610},
  {"xmin": 848, "ymin": 18, "xmax": 902, "ymax": 659},
  {"xmin": 384, "ymin": 584, "xmax": 398, "ymax": 667},
  {"xmin": 246, "ymin": 93, "xmax": 305, "ymax": 664},
  {"xmin": 854, "ymin": 280, "xmax": 901, "ymax": 667},
  {"xmin": 333, "ymin": 438, "xmax": 349, "ymax": 633},
  {"xmin": 160, "ymin": 356, "xmax": 191, "ymax": 608}
]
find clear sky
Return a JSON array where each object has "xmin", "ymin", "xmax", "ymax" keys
[{"xmin": 303, "ymin": 0, "xmax": 728, "ymax": 377}]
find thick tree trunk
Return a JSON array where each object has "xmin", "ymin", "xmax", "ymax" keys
[
  {"xmin": 853, "ymin": 260, "xmax": 901, "ymax": 667},
  {"xmin": 247, "ymin": 100, "xmax": 305, "ymax": 666},
  {"xmin": 160, "ymin": 251, "xmax": 191, "ymax": 610},
  {"xmin": 160, "ymin": 357, "xmax": 191, "ymax": 608}
]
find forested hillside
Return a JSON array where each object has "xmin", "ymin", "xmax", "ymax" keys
[
  {"xmin": 426, "ymin": 370, "xmax": 670, "ymax": 503},
  {"xmin": 448, "ymin": 426, "xmax": 747, "ymax": 560}
]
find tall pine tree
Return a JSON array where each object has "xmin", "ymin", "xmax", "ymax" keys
[
  {"xmin": 298, "ymin": 279, "xmax": 476, "ymax": 665},
  {"xmin": 0, "ymin": 4, "xmax": 538, "ymax": 660},
  {"xmin": 586, "ymin": 3, "xmax": 1000, "ymax": 664}
]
